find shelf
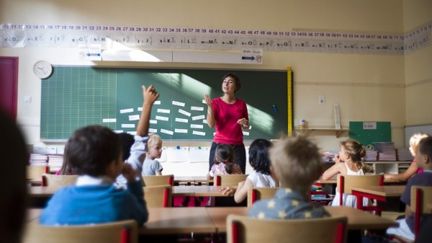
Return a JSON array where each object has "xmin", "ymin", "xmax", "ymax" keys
[{"xmin": 295, "ymin": 128, "xmax": 348, "ymax": 138}]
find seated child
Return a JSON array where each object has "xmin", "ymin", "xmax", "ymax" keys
[
  {"xmin": 40, "ymin": 125, "xmax": 148, "ymax": 225},
  {"xmin": 387, "ymin": 135, "xmax": 432, "ymax": 242},
  {"xmin": 208, "ymin": 144, "xmax": 242, "ymax": 179},
  {"xmin": 321, "ymin": 139, "xmax": 369, "ymax": 207},
  {"xmin": 385, "ymin": 133, "xmax": 429, "ymax": 182},
  {"xmin": 142, "ymin": 134, "xmax": 163, "ymax": 176},
  {"xmin": 249, "ymin": 136, "xmax": 328, "ymax": 219},
  {"xmin": 233, "ymin": 139, "xmax": 277, "ymax": 203}
]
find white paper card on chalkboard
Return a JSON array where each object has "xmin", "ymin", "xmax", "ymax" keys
[
  {"xmin": 192, "ymin": 130, "xmax": 205, "ymax": 136},
  {"xmin": 157, "ymin": 108, "xmax": 171, "ymax": 114},
  {"xmin": 160, "ymin": 129, "xmax": 174, "ymax": 135},
  {"xmin": 363, "ymin": 122, "xmax": 377, "ymax": 130},
  {"xmin": 129, "ymin": 115, "xmax": 140, "ymax": 121},
  {"xmin": 150, "ymin": 120, "xmax": 157, "ymax": 124},
  {"xmin": 172, "ymin": 101, "xmax": 185, "ymax": 107},
  {"xmin": 175, "ymin": 118, "xmax": 188, "ymax": 123},
  {"xmin": 149, "ymin": 128, "xmax": 157, "ymax": 133},
  {"xmin": 121, "ymin": 124, "xmax": 135, "ymax": 128},
  {"xmin": 102, "ymin": 118, "xmax": 117, "ymax": 123},
  {"xmin": 191, "ymin": 106, "xmax": 204, "ymax": 111},
  {"xmin": 156, "ymin": 115, "xmax": 169, "ymax": 121},
  {"xmin": 120, "ymin": 108, "xmax": 134, "ymax": 114},
  {"xmin": 191, "ymin": 124, "xmax": 204, "ymax": 129},
  {"xmin": 178, "ymin": 109, "xmax": 191, "ymax": 117},
  {"xmin": 154, "ymin": 100, "xmax": 161, "ymax": 105},
  {"xmin": 175, "ymin": 129, "xmax": 188, "ymax": 133},
  {"xmin": 192, "ymin": 115, "xmax": 205, "ymax": 121}
]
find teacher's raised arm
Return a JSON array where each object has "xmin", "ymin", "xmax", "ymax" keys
[{"xmin": 204, "ymin": 73, "xmax": 249, "ymax": 173}]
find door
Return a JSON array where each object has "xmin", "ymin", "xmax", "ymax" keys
[{"xmin": 0, "ymin": 56, "xmax": 18, "ymax": 119}]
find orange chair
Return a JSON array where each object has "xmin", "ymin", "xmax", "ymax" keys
[
  {"xmin": 247, "ymin": 188, "xmax": 278, "ymax": 207},
  {"xmin": 23, "ymin": 220, "xmax": 137, "ymax": 243},
  {"xmin": 142, "ymin": 174, "xmax": 174, "ymax": 186},
  {"xmin": 411, "ymin": 186, "xmax": 432, "ymax": 239},
  {"xmin": 337, "ymin": 174, "xmax": 383, "ymax": 214},
  {"xmin": 41, "ymin": 174, "xmax": 78, "ymax": 188},
  {"xmin": 27, "ymin": 165, "xmax": 50, "ymax": 185},
  {"xmin": 227, "ymin": 215, "xmax": 347, "ymax": 243},
  {"xmin": 143, "ymin": 185, "xmax": 172, "ymax": 207},
  {"xmin": 214, "ymin": 174, "xmax": 247, "ymax": 187}
]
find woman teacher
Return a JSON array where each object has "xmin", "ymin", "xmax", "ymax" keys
[{"xmin": 204, "ymin": 73, "xmax": 249, "ymax": 173}]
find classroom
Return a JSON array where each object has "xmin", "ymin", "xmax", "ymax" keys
[{"xmin": 1, "ymin": 0, "xmax": 432, "ymax": 242}]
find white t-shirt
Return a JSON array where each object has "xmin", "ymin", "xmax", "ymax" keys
[{"xmin": 247, "ymin": 170, "xmax": 276, "ymax": 188}]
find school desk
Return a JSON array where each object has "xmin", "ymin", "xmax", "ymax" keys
[
  {"xmin": 27, "ymin": 206, "xmax": 395, "ymax": 235},
  {"xmin": 141, "ymin": 207, "xmax": 395, "ymax": 235},
  {"xmin": 351, "ymin": 185, "xmax": 405, "ymax": 210},
  {"xmin": 174, "ymin": 176, "xmax": 212, "ymax": 185},
  {"xmin": 172, "ymin": 185, "xmax": 229, "ymax": 197}
]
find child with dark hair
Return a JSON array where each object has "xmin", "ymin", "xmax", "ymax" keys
[
  {"xmin": 208, "ymin": 144, "xmax": 242, "ymax": 179},
  {"xmin": 40, "ymin": 125, "xmax": 148, "ymax": 225},
  {"xmin": 118, "ymin": 132, "xmax": 135, "ymax": 162},
  {"xmin": 387, "ymin": 135, "xmax": 432, "ymax": 242},
  {"xmin": 230, "ymin": 139, "xmax": 276, "ymax": 203}
]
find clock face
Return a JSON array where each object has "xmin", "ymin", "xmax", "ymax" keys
[{"xmin": 33, "ymin": 60, "xmax": 53, "ymax": 79}]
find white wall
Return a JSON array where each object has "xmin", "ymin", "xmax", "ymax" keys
[
  {"xmin": 0, "ymin": 0, "xmax": 413, "ymax": 152},
  {"xmin": 403, "ymin": 0, "xmax": 432, "ymax": 126}
]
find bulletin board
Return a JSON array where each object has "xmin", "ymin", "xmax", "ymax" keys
[{"xmin": 349, "ymin": 121, "xmax": 392, "ymax": 146}]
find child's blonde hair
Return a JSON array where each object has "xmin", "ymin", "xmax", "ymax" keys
[
  {"xmin": 146, "ymin": 134, "xmax": 162, "ymax": 152},
  {"xmin": 270, "ymin": 136, "xmax": 322, "ymax": 195},
  {"xmin": 409, "ymin": 133, "xmax": 429, "ymax": 156}
]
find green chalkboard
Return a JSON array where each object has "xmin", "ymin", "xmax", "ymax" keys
[
  {"xmin": 41, "ymin": 67, "xmax": 288, "ymax": 140},
  {"xmin": 349, "ymin": 121, "xmax": 391, "ymax": 147}
]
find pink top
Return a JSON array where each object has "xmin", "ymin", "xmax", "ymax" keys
[
  {"xmin": 212, "ymin": 97, "xmax": 248, "ymax": 145},
  {"xmin": 413, "ymin": 160, "xmax": 424, "ymax": 174}
]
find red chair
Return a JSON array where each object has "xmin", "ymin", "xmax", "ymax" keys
[
  {"xmin": 227, "ymin": 215, "xmax": 347, "ymax": 243},
  {"xmin": 214, "ymin": 174, "xmax": 246, "ymax": 186}
]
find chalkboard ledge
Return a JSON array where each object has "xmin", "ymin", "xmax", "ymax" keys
[{"xmin": 295, "ymin": 128, "xmax": 348, "ymax": 138}]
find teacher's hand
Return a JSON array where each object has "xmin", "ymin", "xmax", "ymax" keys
[
  {"xmin": 237, "ymin": 118, "xmax": 249, "ymax": 129},
  {"xmin": 204, "ymin": 95, "xmax": 212, "ymax": 106}
]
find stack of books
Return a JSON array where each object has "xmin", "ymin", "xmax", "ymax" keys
[
  {"xmin": 29, "ymin": 153, "xmax": 48, "ymax": 166},
  {"xmin": 364, "ymin": 150, "xmax": 378, "ymax": 161},
  {"xmin": 48, "ymin": 154, "xmax": 64, "ymax": 172},
  {"xmin": 397, "ymin": 148, "xmax": 413, "ymax": 161},
  {"xmin": 374, "ymin": 142, "xmax": 397, "ymax": 161}
]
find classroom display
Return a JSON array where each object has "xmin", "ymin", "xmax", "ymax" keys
[
  {"xmin": 349, "ymin": 121, "xmax": 391, "ymax": 147},
  {"xmin": 41, "ymin": 67, "xmax": 288, "ymax": 140}
]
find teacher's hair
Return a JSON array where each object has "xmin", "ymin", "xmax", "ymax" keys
[{"xmin": 222, "ymin": 73, "xmax": 241, "ymax": 92}]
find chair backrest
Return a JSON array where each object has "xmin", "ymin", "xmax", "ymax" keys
[
  {"xmin": 41, "ymin": 173, "xmax": 78, "ymax": 188},
  {"xmin": 142, "ymin": 174, "xmax": 174, "ymax": 186},
  {"xmin": 27, "ymin": 165, "xmax": 49, "ymax": 182},
  {"xmin": 214, "ymin": 174, "xmax": 247, "ymax": 187},
  {"xmin": 337, "ymin": 174, "xmax": 384, "ymax": 206},
  {"xmin": 247, "ymin": 188, "xmax": 278, "ymax": 207},
  {"xmin": 410, "ymin": 186, "xmax": 432, "ymax": 239},
  {"xmin": 143, "ymin": 185, "xmax": 172, "ymax": 207},
  {"xmin": 226, "ymin": 215, "xmax": 347, "ymax": 243},
  {"xmin": 23, "ymin": 220, "xmax": 138, "ymax": 243}
]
